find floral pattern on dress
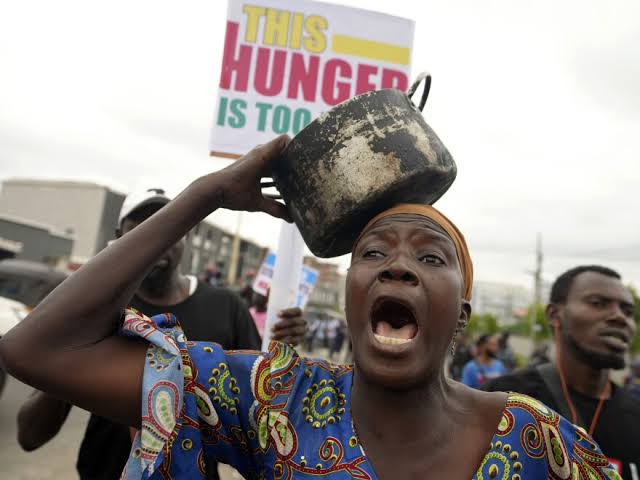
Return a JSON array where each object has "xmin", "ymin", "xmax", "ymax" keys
[{"xmin": 119, "ymin": 309, "xmax": 621, "ymax": 480}]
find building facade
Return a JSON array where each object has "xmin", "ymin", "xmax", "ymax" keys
[
  {"xmin": 0, "ymin": 215, "xmax": 73, "ymax": 265},
  {"xmin": 0, "ymin": 178, "xmax": 267, "ymax": 283},
  {"xmin": 304, "ymin": 257, "xmax": 346, "ymax": 311},
  {"xmin": 471, "ymin": 281, "xmax": 533, "ymax": 326},
  {"xmin": 182, "ymin": 221, "xmax": 267, "ymax": 284},
  {"xmin": 0, "ymin": 179, "xmax": 125, "ymax": 263}
]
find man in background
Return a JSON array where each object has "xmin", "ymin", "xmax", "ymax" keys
[
  {"xmin": 483, "ymin": 265, "xmax": 640, "ymax": 478},
  {"xmin": 461, "ymin": 334, "xmax": 506, "ymax": 389},
  {"xmin": 16, "ymin": 188, "xmax": 306, "ymax": 480},
  {"xmin": 496, "ymin": 332, "xmax": 517, "ymax": 372}
]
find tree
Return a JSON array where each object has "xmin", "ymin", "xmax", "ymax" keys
[
  {"xmin": 524, "ymin": 303, "xmax": 552, "ymax": 343},
  {"xmin": 467, "ymin": 313, "xmax": 500, "ymax": 336}
]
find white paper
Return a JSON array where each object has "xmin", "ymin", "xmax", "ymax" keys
[
  {"xmin": 261, "ymin": 221, "xmax": 305, "ymax": 350},
  {"xmin": 252, "ymin": 251, "xmax": 318, "ymax": 308}
]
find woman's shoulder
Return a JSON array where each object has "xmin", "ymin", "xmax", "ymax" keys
[
  {"xmin": 249, "ymin": 343, "xmax": 354, "ymax": 408},
  {"xmin": 121, "ymin": 307, "xmax": 352, "ymax": 380},
  {"xmin": 120, "ymin": 309, "xmax": 357, "ymax": 478},
  {"xmin": 486, "ymin": 392, "xmax": 621, "ymax": 479}
]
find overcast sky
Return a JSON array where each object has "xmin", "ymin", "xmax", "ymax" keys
[{"xmin": 1, "ymin": 0, "xmax": 639, "ymax": 293}]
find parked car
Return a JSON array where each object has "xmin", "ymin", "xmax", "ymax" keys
[
  {"xmin": 0, "ymin": 259, "xmax": 69, "ymax": 396},
  {"xmin": 0, "ymin": 296, "xmax": 30, "ymax": 395},
  {"xmin": 0, "ymin": 259, "xmax": 69, "ymax": 308}
]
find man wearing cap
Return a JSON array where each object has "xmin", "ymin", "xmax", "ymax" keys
[
  {"xmin": 482, "ymin": 265, "xmax": 640, "ymax": 479},
  {"xmin": 16, "ymin": 188, "xmax": 306, "ymax": 480}
]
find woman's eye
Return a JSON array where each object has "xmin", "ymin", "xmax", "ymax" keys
[
  {"xmin": 419, "ymin": 254, "xmax": 444, "ymax": 265},
  {"xmin": 363, "ymin": 250, "xmax": 385, "ymax": 259}
]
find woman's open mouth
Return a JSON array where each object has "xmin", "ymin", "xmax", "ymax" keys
[{"xmin": 370, "ymin": 297, "xmax": 418, "ymax": 346}]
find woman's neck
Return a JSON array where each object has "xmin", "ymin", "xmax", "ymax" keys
[
  {"xmin": 351, "ymin": 367, "xmax": 466, "ymax": 448},
  {"xmin": 350, "ymin": 366, "xmax": 509, "ymax": 478}
]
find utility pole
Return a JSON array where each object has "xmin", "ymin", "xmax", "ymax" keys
[
  {"xmin": 227, "ymin": 212, "xmax": 243, "ymax": 287},
  {"xmin": 528, "ymin": 233, "xmax": 543, "ymax": 341},
  {"xmin": 534, "ymin": 233, "xmax": 543, "ymax": 305}
]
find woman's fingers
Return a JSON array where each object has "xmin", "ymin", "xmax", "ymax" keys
[
  {"xmin": 278, "ymin": 307, "xmax": 303, "ymax": 319},
  {"xmin": 271, "ymin": 314, "xmax": 306, "ymax": 346},
  {"xmin": 259, "ymin": 197, "xmax": 292, "ymax": 222},
  {"xmin": 262, "ymin": 193, "xmax": 282, "ymax": 200},
  {"xmin": 255, "ymin": 135, "xmax": 290, "ymax": 175}
]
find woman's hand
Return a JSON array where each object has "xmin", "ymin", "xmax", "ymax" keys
[{"xmin": 207, "ymin": 135, "xmax": 292, "ymax": 221}]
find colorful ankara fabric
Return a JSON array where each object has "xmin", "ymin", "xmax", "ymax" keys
[{"xmin": 119, "ymin": 310, "xmax": 619, "ymax": 480}]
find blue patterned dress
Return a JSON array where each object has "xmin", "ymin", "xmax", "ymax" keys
[{"xmin": 119, "ymin": 310, "xmax": 620, "ymax": 480}]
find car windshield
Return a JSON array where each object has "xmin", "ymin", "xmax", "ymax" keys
[{"xmin": 0, "ymin": 273, "xmax": 61, "ymax": 308}]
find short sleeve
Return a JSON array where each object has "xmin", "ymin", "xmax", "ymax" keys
[
  {"xmin": 497, "ymin": 360, "xmax": 507, "ymax": 375},
  {"xmin": 118, "ymin": 308, "xmax": 280, "ymax": 479},
  {"xmin": 461, "ymin": 362, "xmax": 477, "ymax": 388},
  {"xmin": 494, "ymin": 393, "xmax": 622, "ymax": 480},
  {"xmin": 560, "ymin": 415, "xmax": 622, "ymax": 479}
]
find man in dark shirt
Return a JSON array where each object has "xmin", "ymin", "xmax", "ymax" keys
[
  {"xmin": 483, "ymin": 265, "xmax": 639, "ymax": 479},
  {"xmin": 17, "ymin": 188, "xmax": 306, "ymax": 480}
]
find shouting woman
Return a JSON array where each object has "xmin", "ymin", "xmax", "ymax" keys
[{"xmin": 0, "ymin": 136, "xmax": 618, "ymax": 479}]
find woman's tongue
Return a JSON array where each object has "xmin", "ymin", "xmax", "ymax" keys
[{"xmin": 375, "ymin": 320, "xmax": 417, "ymax": 340}]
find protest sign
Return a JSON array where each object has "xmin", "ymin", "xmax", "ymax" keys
[
  {"xmin": 211, "ymin": 0, "xmax": 414, "ymax": 157},
  {"xmin": 253, "ymin": 251, "xmax": 319, "ymax": 308},
  {"xmin": 260, "ymin": 222, "xmax": 306, "ymax": 350}
]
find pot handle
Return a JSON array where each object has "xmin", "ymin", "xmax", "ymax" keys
[{"xmin": 407, "ymin": 72, "xmax": 431, "ymax": 112}]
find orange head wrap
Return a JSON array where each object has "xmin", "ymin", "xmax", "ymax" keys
[{"xmin": 353, "ymin": 204, "xmax": 473, "ymax": 300}]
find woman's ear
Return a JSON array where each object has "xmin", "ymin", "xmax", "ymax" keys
[{"xmin": 459, "ymin": 299, "xmax": 471, "ymax": 328}]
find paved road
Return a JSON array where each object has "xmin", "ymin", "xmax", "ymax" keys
[
  {"xmin": 0, "ymin": 375, "xmax": 240, "ymax": 479},
  {"xmin": 0, "ymin": 375, "xmax": 88, "ymax": 479}
]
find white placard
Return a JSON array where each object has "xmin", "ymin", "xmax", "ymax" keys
[
  {"xmin": 211, "ymin": 0, "xmax": 414, "ymax": 157},
  {"xmin": 261, "ymin": 221, "xmax": 306, "ymax": 350},
  {"xmin": 253, "ymin": 252, "xmax": 318, "ymax": 309}
]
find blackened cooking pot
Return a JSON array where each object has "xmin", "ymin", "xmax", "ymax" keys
[{"xmin": 272, "ymin": 73, "xmax": 457, "ymax": 258}]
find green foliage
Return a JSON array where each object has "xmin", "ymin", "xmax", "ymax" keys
[
  {"xmin": 514, "ymin": 353, "xmax": 528, "ymax": 369},
  {"xmin": 525, "ymin": 303, "xmax": 552, "ymax": 343},
  {"xmin": 505, "ymin": 319, "xmax": 528, "ymax": 337},
  {"xmin": 467, "ymin": 313, "xmax": 500, "ymax": 336},
  {"xmin": 506, "ymin": 303, "xmax": 551, "ymax": 343}
]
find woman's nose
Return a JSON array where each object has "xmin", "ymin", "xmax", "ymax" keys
[{"xmin": 377, "ymin": 264, "xmax": 419, "ymax": 286}]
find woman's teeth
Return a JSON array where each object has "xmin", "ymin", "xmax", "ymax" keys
[
  {"xmin": 374, "ymin": 334, "xmax": 412, "ymax": 345},
  {"xmin": 374, "ymin": 320, "xmax": 417, "ymax": 345}
]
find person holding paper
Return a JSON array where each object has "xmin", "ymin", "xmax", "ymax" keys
[{"xmin": 0, "ymin": 135, "xmax": 618, "ymax": 479}]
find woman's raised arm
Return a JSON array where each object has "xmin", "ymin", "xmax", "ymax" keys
[{"xmin": 0, "ymin": 136, "xmax": 291, "ymax": 427}]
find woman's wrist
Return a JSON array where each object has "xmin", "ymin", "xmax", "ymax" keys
[{"xmin": 183, "ymin": 173, "xmax": 228, "ymax": 218}]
